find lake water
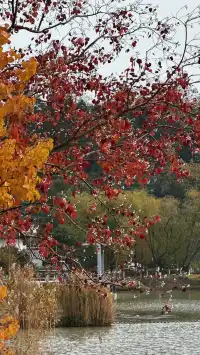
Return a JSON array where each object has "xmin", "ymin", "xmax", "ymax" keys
[{"xmin": 41, "ymin": 291, "xmax": 200, "ymax": 355}]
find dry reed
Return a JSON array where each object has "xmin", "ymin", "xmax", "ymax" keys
[
  {"xmin": 2, "ymin": 266, "xmax": 57, "ymax": 355},
  {"xmin": 5, "ymin": 266, "xmax": 115, "ymax": 329},
  {"xmin": 57, "ymin": 282, "xmax": 115, "ymax": 327},
  {"xmin": 0, "ymin": 266, "xmax": 115, "ymax": 354},
  {"xmin": 6, "ymin": 265, "xmax": 57, "ymax": 329}
]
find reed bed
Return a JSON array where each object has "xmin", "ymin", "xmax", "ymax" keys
[
  {"xmin": 0, "ymin": 266, "xmax": 114, "ymax": 354},
  {"xmin": 5, "ymin": 266, "xmax": 114, "ymax": 329},
  {"xmin": 0, "ymin": 266, "xmax": 56, "ymax": 355},
  {"xmin": 6, "ymin": 266, "xmax": 57, "ymax": 329},
  {"xmin": 11, "ymin": 330, "xmax": 46, "ymax": 355},
  {"xmin": 57, "ymin": 282, "xmax": 115, "ymax": 327}
]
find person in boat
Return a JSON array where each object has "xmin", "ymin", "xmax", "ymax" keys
[
  {"xmin": 161, "ymin": 303, "xmax": 173, "ymax": 315},
  {"xmin": 161, "ymin": 294, "xmax": 173, "ymax": 315},
  {"xmin": 181, "ymin": 284, "xmax": 190, "ymax": 292}
]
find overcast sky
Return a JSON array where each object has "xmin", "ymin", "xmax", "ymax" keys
[
  {"xmin": 100, "ymin": 0, "xmax": 200, "ymax": 79},
  {"xmin": 11, "ymin": 0, "xmax": 200, "ymax": 88}
]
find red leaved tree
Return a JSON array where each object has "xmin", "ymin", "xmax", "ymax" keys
[{"xmin": 1, "ymin": 0, "xmax": 200, "ymax": 277}]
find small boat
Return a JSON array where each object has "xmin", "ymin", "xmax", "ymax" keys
[
  {"xmin": 161, "ymin": 304, "xmax": 173, "ymax": 315},
  {"xmin": 161, "ymin": 294, "xmax": 173, "ymax": 315},
  {"xmin": 181, "ymin": 284, "xmax": 190, "ymax": 292}
]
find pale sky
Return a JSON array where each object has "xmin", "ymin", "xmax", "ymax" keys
[
  {"xmin": 100, "ymin": 0, "xmax": 200, "ymax": 80},
  {"xmin": 11, "ymin": 0, "xmax": 200, "ymax": 88}
]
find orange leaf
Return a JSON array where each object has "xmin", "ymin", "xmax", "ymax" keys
[
  {"xmin": 0, "ymin": 28, "xmax": 10, "ymax": 46},
  {"xmin": 0, "ymin": 286, "xmax": 7, "ymax": 300}
]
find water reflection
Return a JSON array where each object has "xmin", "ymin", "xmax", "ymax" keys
[{"xmin": 41, "ymin": 291, "xmax": 200, "ymax": 355}]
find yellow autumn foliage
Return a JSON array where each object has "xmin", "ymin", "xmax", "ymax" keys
[
  {"xmin": 0, "ymin": 26, "xmax": 53, "ymax": 354},
  {"xmin": 0, "ymin": 285, "xmax": 19, "ymax": 355},
  {"xmin": 0, "ymin": 95, "xmax": 36, "ymax": 121},
  {"xmin": 0, "ymin": 27, "xmax": 53, "ymax": 209},
  {"xmin": 0, "ymin": 315, "xmax": 19, "ymax": 355},
  {"xmin": 0, "ymin": 139, "xmax": 53, "ymax": 206},
  {"xmin": 0, "ymin": 316, "xmax": 19, "ymax": 339},
  {"xmin": 0, "ymin": 286, "xmax": 7, "ymax": 300},
  {"xmin": 16, "ymin": 58, "xmax": 38, "ymax": 81}
]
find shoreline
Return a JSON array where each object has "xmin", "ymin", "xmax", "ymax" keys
[{"xmin": 114, "ymin": 275, "xmax": 200, "ymax": 292}]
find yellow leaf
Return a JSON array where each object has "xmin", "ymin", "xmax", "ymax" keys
[
  {"xmin": 17, "ymin": 58, "xmax": 37, "ymax": 81},
  {"xmin": 0, "ymin": 286, "xmax": 7, "ymax": 300},
  {"xmin": 0, "ymin": 83, "xmax": 12, "ymax": 100}
]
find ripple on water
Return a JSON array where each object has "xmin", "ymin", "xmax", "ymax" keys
[
  {"xmin": 42, "ymin": 322, "xmax": 200, "ymax": 355},
  {"xmin": 41, "ymin": 292, "xmax": 200, "ymax": 354}
]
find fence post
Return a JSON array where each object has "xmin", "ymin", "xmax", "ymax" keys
[{"xmin": 97, "ymin": 244, "xmax": 102, "ymax": 279}]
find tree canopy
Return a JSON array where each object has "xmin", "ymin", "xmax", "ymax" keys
[{"xmin": 1, "ymin": 1, "xmax": 200, "ymax": 273}]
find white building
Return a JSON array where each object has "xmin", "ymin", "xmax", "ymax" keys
[{"xmin": 0, "ymin": 238, "xmax": 26, "ymax": 251}]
